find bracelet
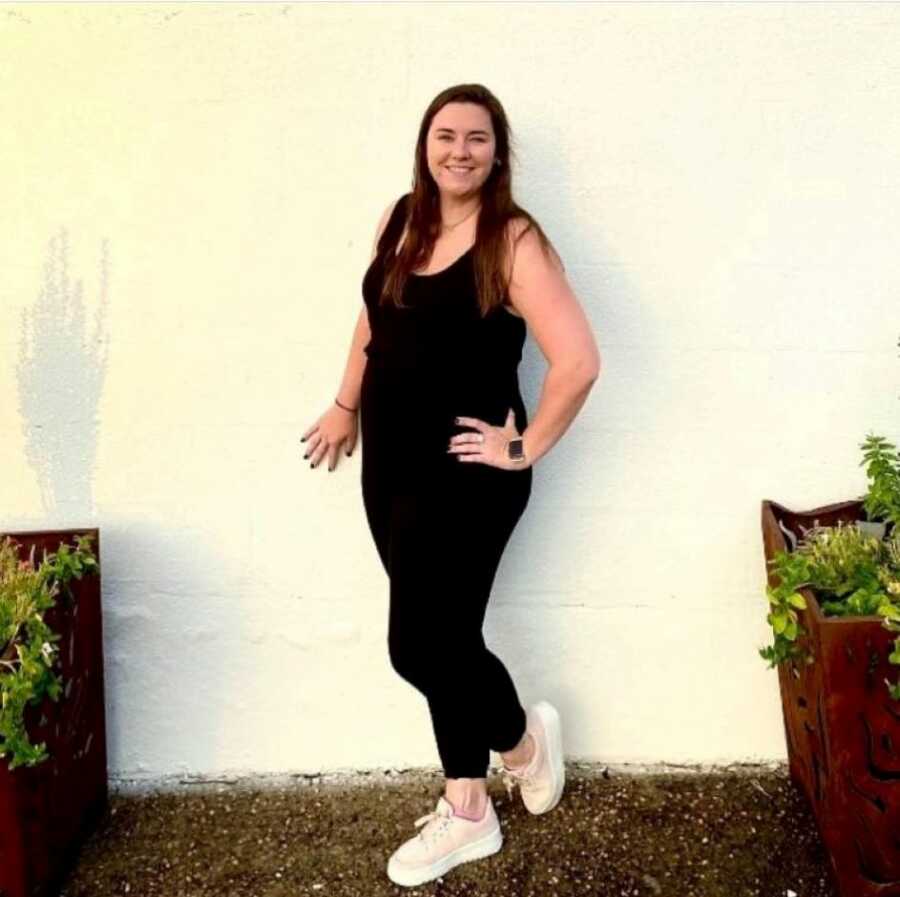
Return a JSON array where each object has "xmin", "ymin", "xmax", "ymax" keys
[{"xmin": 335, "ymin": 397, "xmax": 358, "ymax": 413}]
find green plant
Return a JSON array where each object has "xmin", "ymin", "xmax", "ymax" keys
[
  {"xmin": 0, "ymin": 533, "xmax": 98, "ymax": 770},
  {"xmin": 761, "ymin": 338, "xmax": 900, "ymax": 694},
  {"xmin": 760, "ymin": 522, "xmax": 900, "ymax": 686},
  {"xmin": 860, "ymin": 433, "xmax": 900, "ymax": 530}
]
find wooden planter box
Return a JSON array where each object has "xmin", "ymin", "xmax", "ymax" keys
[
  {"xmin": 761, "ymin": 499, "xmax": 900, "ymax": 897},
  {"xmin": 0, "ymin": 528, "xmax": 107, "ymax": 897}
]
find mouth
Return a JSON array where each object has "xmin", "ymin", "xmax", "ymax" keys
[{"xmin": 445, "ymin": 165, "xmax": 474, "ymax": 176}]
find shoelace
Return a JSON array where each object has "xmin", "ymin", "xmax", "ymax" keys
[
  {"xmin": 501, "ymin": 763, "xmax": 539, "ymax": 799},
  {"xmin": 413, "ymin": 808, "xmax": 453, "ymax": 842}
]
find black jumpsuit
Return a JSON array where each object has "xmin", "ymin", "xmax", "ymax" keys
[{"xmin": 360, "ymin": 192, "xmax": 533, "ymax": 779}]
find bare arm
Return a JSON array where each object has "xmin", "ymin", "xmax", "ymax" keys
[
  {"xmin": 335, "ymin": 309, "xmax": 371, "ymax": 411},
  {"xmin": 506, "ymin": 224, "xmax": 601, "ymax": 467}
]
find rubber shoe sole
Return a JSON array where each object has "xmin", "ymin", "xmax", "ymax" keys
[
  {"xmin": 386, "ymin": 824, "xmax": 503, "ymax": 887},
  {"xmin": 526, "ymin": 700, "xmax": 566, "ymax": 814}
]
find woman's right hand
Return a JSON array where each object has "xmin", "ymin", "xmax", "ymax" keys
[{"xmin": 301, "ymin": 403, "xmax": 359, "ymax": 472}]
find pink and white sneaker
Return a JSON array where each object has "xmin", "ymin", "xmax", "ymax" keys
[
  {"xmin": 500, "ymin": 700, "xmax": 566, "ymax": 814},
  {"xmin": 386, "ymin": 795, "xmax": 503, "ymax": 887}
]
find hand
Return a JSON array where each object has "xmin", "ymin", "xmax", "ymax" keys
[
  {"xmin": 301, "ymin": 402, "xmax": 359, "ymax": 472},
  {"xmin": 447, "ymin": 409, "xmax": 530, "ymax": 470}
]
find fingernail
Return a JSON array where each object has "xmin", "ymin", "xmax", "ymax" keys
[
  {"xmin": 328, "ymin": 467, "xmax": 333, "ymax": 472},
  {"xmin": 301, "ymin": 437, "xmax": 306, "ymax": 442},
  {"xmin": 303, "ymin": 454, "xmax": 309, "ymax": 459},
  {"xmin": 310, "ymin": 463, "xmax": 314, "ymax": 468}
]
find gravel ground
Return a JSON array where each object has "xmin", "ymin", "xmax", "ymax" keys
[{"xmin": 59, "ymin": 762, "xmax": 836, "ymax": 897}]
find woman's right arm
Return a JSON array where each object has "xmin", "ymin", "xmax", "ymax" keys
[{"xmin": 301, "ymin": 198, "xmax": 399, "ymax": 472}]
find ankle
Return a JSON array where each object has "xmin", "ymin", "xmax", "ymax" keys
[
  {"xmin": 448, "ymin": 797, "xmax": 488, "ymax": 821},
  {"xmin": 502, "ymin": 732, "xmax": 535, "ymax": 769},
  {"xmin": 444, "ymin": 780, "xmax": 488, "ymax": 818}
]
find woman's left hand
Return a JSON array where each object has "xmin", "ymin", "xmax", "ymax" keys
[{"xmin": 447, "ymin": 409, "xmax": 530, "ymax": 470}]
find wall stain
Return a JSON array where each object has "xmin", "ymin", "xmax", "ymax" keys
[{"xmin": 16, "ymin": 228, "xmax": 110, "ymax": 516}]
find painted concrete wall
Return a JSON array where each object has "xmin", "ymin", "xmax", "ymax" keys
[{"xmin": 2, "ymin": 4, "xmax": 899, "ymax": 782}]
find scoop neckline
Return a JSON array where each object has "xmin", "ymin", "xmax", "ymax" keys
[{"xmin": 408, "ymin": 245, "xmax": 475, "ymax": 278}]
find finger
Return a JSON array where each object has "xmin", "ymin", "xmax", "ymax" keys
[
  {"xmin": 302, "ymin": 432, "xmax": 323, "ymax": 460},
  {"xmin": 451, "ymin": 443, "xmax": 484, "ymax": 455},
  {"xmin": 327, "ymin": 442, "xmax": 341, "ymax": 472},
  {"xmin": 309, "ymin": 439, "xmax": 330, "ymax": 468},
  {"xmin": 454, "ymin": 415, "xmax": 486, "ymax": 432},
  {"xmin": 300, "ymin": 424, "xmax": 320, "ymax": 443},
  {"xmin": 346, "ymin": 433, "xmax": 357, "ymax": 457},
  {"xmin": 449, "ymin": 431, "xmax": 485, "ymax": 446},
  {"xmin": 328, "ymin": 436, "xmax": 347, "ymax": 470}
]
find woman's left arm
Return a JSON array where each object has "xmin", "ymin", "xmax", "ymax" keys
[{"xmin": 508, "ymin": 224, "xmax": 602, "ymax": 468}]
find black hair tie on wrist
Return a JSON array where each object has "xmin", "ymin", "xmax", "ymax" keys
[{"xmin": 335, "ymin": 397, "xmax": 358, "ymax": 413}]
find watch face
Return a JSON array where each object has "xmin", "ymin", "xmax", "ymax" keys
[{"xmin": 508, "ymin": 438, "xmax": 524, "ymax": 459}]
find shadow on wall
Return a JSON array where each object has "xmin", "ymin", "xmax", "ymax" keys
[{"xmin": 16, "ymin": 227, "xmax": 110, "ymax": 517}]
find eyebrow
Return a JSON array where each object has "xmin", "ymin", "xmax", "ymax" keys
[{"xmin": 434, "ymin": 127, "xmax": 490, "ymax": 137}]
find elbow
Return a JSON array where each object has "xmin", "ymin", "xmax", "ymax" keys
[
  {"xmin": 579, "ymin": 349, "xmax": 602, "ymax": 384},
  {"xmin": 556, "ymin": 355, "xmax": 600, "ymax": 386},
  {"xmin": 585, "ymin": 349, "xmax": 602, "ymax": 383}
]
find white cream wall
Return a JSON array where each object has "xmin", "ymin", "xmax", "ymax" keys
[{"xmin": 1, "ymin": 3, "xmax": 899, "ymax": 781}]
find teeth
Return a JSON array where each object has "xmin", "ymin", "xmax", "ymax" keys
[{"xmin": 447, "ymin": 166, "xmax": 471, "ymax": 172}]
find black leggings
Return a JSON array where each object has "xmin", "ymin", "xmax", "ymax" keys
[{"xmin": 362, "ymin": 466, "xmax": 533, "ymax": 780}]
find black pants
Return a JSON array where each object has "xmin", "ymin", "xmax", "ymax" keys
[{"xmin": 362, "ymin": 456, "xmax": 533, "ymax": 779}]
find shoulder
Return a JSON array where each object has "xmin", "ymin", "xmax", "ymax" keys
[
  {"xmin": 503, "ymin": 214, "xmax": 563, "ymax": 275},
  {"xmin": 370, "ymin": 193, "xmax": 410, "ymax": 259},
  {"xmin": 504, "ymin": 215, "xmax": 532, "ymax": 244},
  {"xmin": 374, "ymin": 193, "xmax": 407, "ymax": 240}
]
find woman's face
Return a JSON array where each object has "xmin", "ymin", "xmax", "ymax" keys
[{"xmin": 425, "ymin": 102, "xmax": 497, "ymax": 200}]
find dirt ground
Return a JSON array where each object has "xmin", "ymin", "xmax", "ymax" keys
[{"xmin": 59, "ymin": 762, "xmax": 836, "ymax": 897}]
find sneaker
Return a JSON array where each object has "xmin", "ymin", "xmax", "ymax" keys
[
  {"xmin": 500, "ymin": 700, "xmax": 565, "ymax": 814},
  {"xmin": 386, "ymin": 794, "xmax": 503, "ymax": 888}
]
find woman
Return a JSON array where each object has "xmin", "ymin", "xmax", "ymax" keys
[{"xmin": 301, "ymin": 84, "xmax": 600, "ymax": 887}]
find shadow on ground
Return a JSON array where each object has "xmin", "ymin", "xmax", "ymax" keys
[{"xmin": 60, "ymin": 762, "xmax": 835, "ymax": 897}]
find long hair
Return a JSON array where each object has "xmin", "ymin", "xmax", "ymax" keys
[{"xmin": 378, "ymin": 83, "xmax": 561, "ymax": 317}]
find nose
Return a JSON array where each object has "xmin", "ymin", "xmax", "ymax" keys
[{"xmin": 449, "ymin": 140, "xmax": 471, "ymax": 160}]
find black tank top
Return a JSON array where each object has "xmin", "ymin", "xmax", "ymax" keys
[{"xmin": 360, "ymin": 192, "xmax": 529, "ymax": 488}]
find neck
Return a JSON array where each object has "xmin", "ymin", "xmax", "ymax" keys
[{"xmin": 439, "ymin": 190, "xmax": 481, "ymax": 225}]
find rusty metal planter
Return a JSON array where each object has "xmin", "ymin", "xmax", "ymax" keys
[
  {"xmin": 762, "ymin": 499, "xmax": 900, "ymax": 897},
  {"xmin": 0, "ymin": 528, "xmax": 107, "ymax": 897}
]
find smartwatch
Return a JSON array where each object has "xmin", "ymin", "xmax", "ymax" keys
[{"xmin": 507, "ymin": 437, "xmax": 526, "ymax": 463}]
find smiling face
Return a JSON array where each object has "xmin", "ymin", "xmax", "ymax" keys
[{"xmin": 425, "ymin": 101, "xmax": 497, "ymax": 199}]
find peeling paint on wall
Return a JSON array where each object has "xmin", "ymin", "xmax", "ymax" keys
[{"xmin": 16, "ymin": 228, "xmax": 110, "ymax": 516}]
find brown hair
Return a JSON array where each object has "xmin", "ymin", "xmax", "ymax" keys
[{"xmin": 378, "ymin": 83, "xmax": 562, "ymax": 317}]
